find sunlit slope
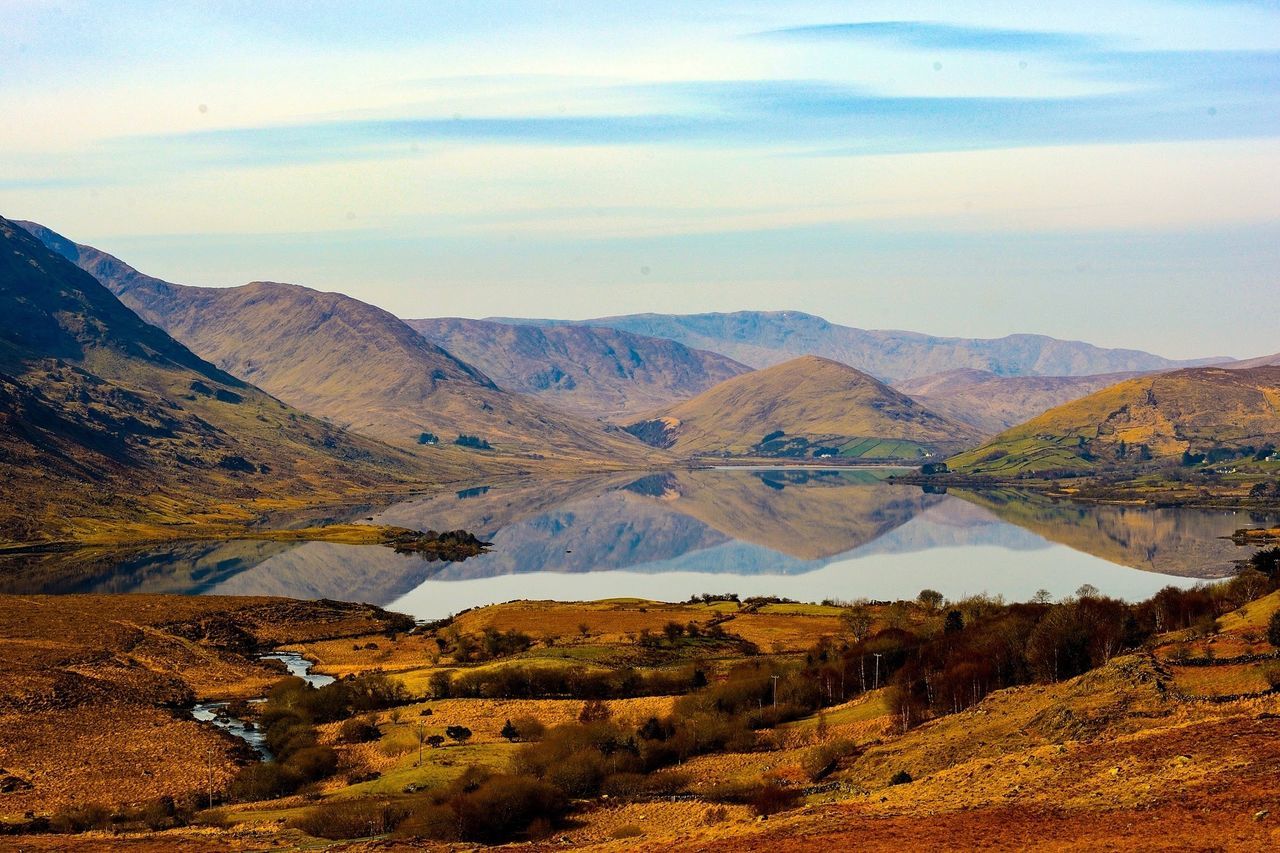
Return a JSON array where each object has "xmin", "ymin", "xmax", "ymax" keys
[
  {"xmin": 895, "ymin": 368, "xmax": 1144, "ymax": 433},
  {"xmin": 626, "ymin": 355, "xmax": 983, "ymax": 459},
  {"xmin": 20, "ymin": 221, "xmax": 656, "ymax": 466},
  {"xmin": 0, "ymin": 216, "xmax": 429, "ymax": 544},
  {"xmin": 948, "ymin": 367, "xmax": 1280, "ymax": 475}
]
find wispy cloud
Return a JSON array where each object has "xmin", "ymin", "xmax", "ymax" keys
[
  {"xmin": 96, "ymin": 48, "xmax": 1277, "ymax": 173},
  {"xmin": 755, "ymin": 21, "xmax": 1104, "ymax": 52}
]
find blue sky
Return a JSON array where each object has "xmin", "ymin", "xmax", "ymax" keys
[{"xmin": 1, "ymin": 1, "xmax": 1277, "ymax": 358}]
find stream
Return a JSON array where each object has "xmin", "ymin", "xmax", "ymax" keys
[{"xmin": 190, "ymin": 651, "xmax": 334, "ymax": 758}]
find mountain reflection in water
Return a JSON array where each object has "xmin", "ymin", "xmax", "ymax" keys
[{"xmin": 3, "ymin": 468, "xmax": 1274, "ymax": 620}]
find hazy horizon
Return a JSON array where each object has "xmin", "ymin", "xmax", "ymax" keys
[{"xmin": 3, "ymin": 1, "xmax": 1277, "ymax": 359}]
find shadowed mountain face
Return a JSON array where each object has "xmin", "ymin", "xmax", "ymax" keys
[
  {"xmin": 20, "ymin": 222, "xmax": 655, "ymax": 465},
  {"xmin": 894, "ymin": 368, "xmax": 1145, "ymax": 434},
  {"xmin": 407, "ymin": 317, "xmax": 751, "ymax": 420},
  {"xmin": 1226, "ymin": 351, "xmax": 1280, "ymax": 370},
  {"xmin": 949, "ymin": 366, "xmax": 1280, "ymax": 475},
  {"xmin": 626, "ymin": 355, "xmax": 983, "ymax": 459},
  {"xmin": 0, "ymin": 216, "xmax": 425, "ymax": 543},
  {"xmin": 493, "ymin": 310, "xmax": 1222, "ymax": 381}
]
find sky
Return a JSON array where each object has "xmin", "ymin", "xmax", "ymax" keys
[{"xmin": 1, "ymin": 1, "xmax": 1278, "ymax": 359}]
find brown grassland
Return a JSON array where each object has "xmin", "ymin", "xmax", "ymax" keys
[{"xmin": 4, "ymin": 591, "xmax": 1280, "ymax": 850}]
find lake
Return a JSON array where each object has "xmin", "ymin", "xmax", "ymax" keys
[{"xmin": 2, "ymin": 468, "xmax": 1274, "ymax": 620}]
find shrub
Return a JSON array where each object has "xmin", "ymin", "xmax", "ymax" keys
[
  {"xmin": 286, "ymin": 745, "xmax": 339, "ymax": 783},
  {"xmin": 292, "ymin": 799, "xmax": 411, "ymax": 839},
  {"xmin": 396, "ymin": 772, "xmax": 568, "ymax": 844},
  {"xmin": 510, "ymin": 714, "xmax": 546, "ymax": 742},
  {"xmin": 750, "ymin": 783, "xmax": 802, "ymax": 816},
  {"xmin": 1269, "ymin": 610, "xmax": 1280, "ymax": 648},
  {"xmin": 446, "ymin": 725, "xmax": 473, "ymax": 744},
  {"xmin": 801, "ymin": 738, "xmax": 859, "ymax": 781},
  {"xmin": 228, "ymin": 763, "xmax": 298, "ymax": 802},
  {"xmin": 1263, "ymin": 661, "xmax": 1280, "ymax": 690},
  {"xmin": 338, "ymin": 716, "xmax": 382, "ymax": 744},
  {"xmin": 889, "ymin": 770, "xmax": 913, "ymax": 785}
]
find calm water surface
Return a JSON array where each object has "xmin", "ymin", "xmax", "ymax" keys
[{"xmin": 3, "ymin": 469, "xmax": 1274, "ymax": 620}]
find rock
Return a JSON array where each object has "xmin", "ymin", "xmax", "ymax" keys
[{"xmin": 1255, "ymin": 810, "xmax": 1269, "ymax": 821}]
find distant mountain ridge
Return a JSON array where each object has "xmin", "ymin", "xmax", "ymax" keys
[
  {"xmin": 408, "ymin": 317, "xmax": 750, "ymax": 420},
  {"xmin": 491, "ymin": 311, "xmax": 1225, "ymax": 382},
  {"xmin": 626, "ymin": 355, "xmax": 983, "ymax": 460},
  {"xmin": 20, "ymin": 221, "xmax": 655, "ymax": 465}
]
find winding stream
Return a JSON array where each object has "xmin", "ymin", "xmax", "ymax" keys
[{"xmin": 191, "ymin": 651, "xmax": 334, "ymax": 757}]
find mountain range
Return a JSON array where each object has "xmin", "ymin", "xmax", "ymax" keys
[
  {"xmin": 493, "ymin": 310, "xmax": 1224, "ymax": 381},
  {"xmin": 19, "ymin": 222, "xmax": 653, "ymax": 465},
  {"xmin": 407, "ymin": 317, "xmax": 749, "ymax": 420}
]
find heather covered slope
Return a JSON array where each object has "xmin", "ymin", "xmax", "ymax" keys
[
  {"xmin": 894, "ymin": 368, "xmax": 1144, "ymax": 433},
  {"xmin": 0, "ymin": 217, "xmax": 430, "ymax": 544},
  {"xmin": 626, "ymin": 355, "xmax": 983, "ymax": 459},
  {"xmin": 408, "ymin": 317, "xmax": 751, "ymax": 420},
  {"xmin": 21, "ymin": 222, "xmax": 654, "ymax": 465},
  {"xmin": 498, "ymin": 310, "xmax": 1221, "ymax": 381},
  {"xmin": 948, "ymin": 366, "xmax": 1280, "ymax": 475}
]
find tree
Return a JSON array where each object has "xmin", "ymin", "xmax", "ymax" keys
[
  {"xmin": 1268, "ymin": 610, "xmax": 1280, "ymax": 648},
  {"xmin": 1075, "ymin": 584, "xmax": 1100, "ymax": 599},
  {"xmin": 425, "ymin": 734, "xmax": 445, "ymax": 749},
  {"xmin": 500, "ymin": 719, "xmax": 519, "ymax": 742},
  {"xmin": 842, "ymin": 607, "xmax": 874, "ymax": 641},
  {"xmin": 446, "ymin": 725, "xmax": 473, "ymax": 745},
  {"xmin": 917, "ymin": 589, "xmax": 944, "ymax": 611},
  {"xmin": 663, "ymin": 621, "xmax": 685, "ymax": 643},
  {"xmin": 1032, "ymin": 589, "xmax": 1054, "ymax": 605},
  {"xmin": 578, "ymin": 699, "xmax": 611, "ymax": 723},
  {"xmin": 943, "ymin": 610, "xmax": 964, "ymax": 635}
]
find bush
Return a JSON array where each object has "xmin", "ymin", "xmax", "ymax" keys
[
  {"xmin": 228, "ymin": 763, "xmax": 298, "ymax": 802},
  {"xmin": 889, "ymin": 770, "xmax": 913, "ymax": 785},
  {"xmin": 801, "ymin": 738, "xmax": 859, "ymax": 781},
  {"xmin": 1269, "ymin": 610, "xmax": 1280, "ymax": 648},
  {"xmin": 292, "ymin": 799, "xmax": 411, "ymax": 839},
  {"xmin": 750, "ymin": 783, "xmax": 802, "ymax": 816},
  {"xmin": 286, "ymin": 745, "xmax": 339, "ymax": 784},
  {"xmin": 338, "ymin": 716, "xmax": 382, "ymax": 744},
  {"xmin": 395, "ymin": 772, "xmax": 568, "ymax": 843},
  {"xmin": 509, "ymin": 714, "xmax": 546, "ymax": 742}
]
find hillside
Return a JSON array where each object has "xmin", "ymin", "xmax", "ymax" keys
[
  {"xmin": 625, "ymin": 355, "xmax": 983, "ymax": 459},
  {"xmin": 408, "ymin": 317, "xmax": 751, "ymax": 420},
  {"xmin": 895, "ymin": 368, "xmax": 1143, "ymax": 433},
  {"xmin": 1226, "ymin": 350, "xmax": 1280, "ymax": 370},
  {"xmin": 0, "ymin": 217, "xmax": 430, "ymax": 544},
  {"xmin": 496, "ymin": 310, "xmax": 1222, "ymax": 381},
  {"xmin": 20, "ymin": 222, "xmax": 654, "ymax": 465},
  {"xmin": 948, "ymin": 366, "xmax": 1280, "ymax": 475}
]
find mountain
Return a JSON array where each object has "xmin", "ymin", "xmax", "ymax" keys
[
  {"xmin": 894, "ymin": 368, "xmax": 1144, "ymax": 434},
  {"xmin": 20, "ymin": 222, "xmax": 654, "ymax": 466},
  {"xmin": 494, "ymin": 311, "xmax": 1224, "ymax": 381},
  {"xmin": 0, "ymin": 216, "xmax": 429, "ymax": 544},
  {"xmin": 1226, "ymin": 351, "xmax": 1280, "ymax": 370},
  {"xmin": 624, "ymin": 355, "xmax": 983, "ymax": 459},
  {"xmin": 947, "ymin": 366, "xmax": 1280, "ymax": 475},
  {"xmin": 406, "ymin": 317, "xmax": 751, "ymax": 420}
]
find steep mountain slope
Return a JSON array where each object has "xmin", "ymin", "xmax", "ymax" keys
[
  {"xmin": 20, "ymin": 222, "xmax": 653, "ymax": 465},
  {"xmin": 948, "ymin": 366, "xmax": 1280, "ymax": 475},
  {"xmin": 495, "ymin": 310, "xmax": 1222, "ymax": 381},
  {"xmin": 407, "ymin": 317, "xmax": 751, "ymax": 420},
  {"xmin": 0, "ymin": 216, "xmax": 430, "ymax": 544},
  {"xmin": 625, "ymin": 355, "xmax": 983, "ymax": 459},
  {"xmin": 894, "ymin": 368, "xmax": 1144, "ymax": 433}
]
